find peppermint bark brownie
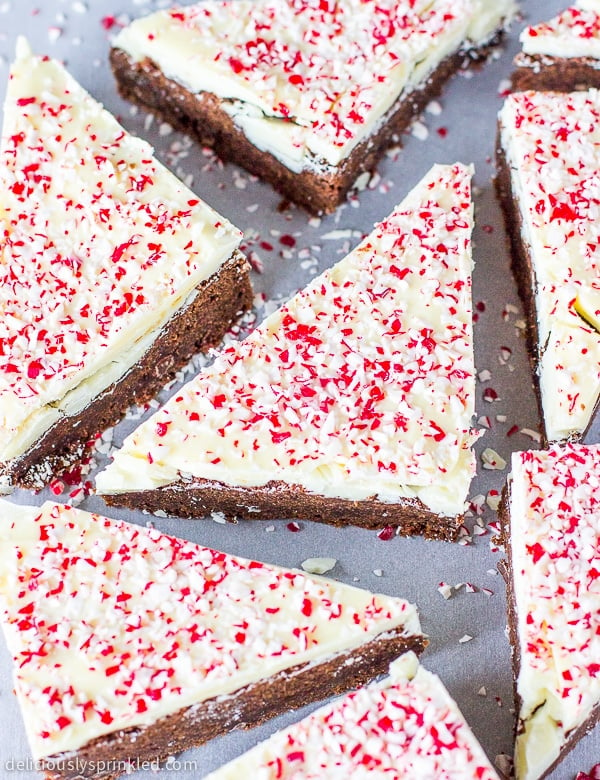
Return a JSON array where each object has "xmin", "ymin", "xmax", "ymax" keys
[
  {"xmin": 0, "ymin": 40, "xmax": 251, "ymax": 493},
  {"xmin": 496, "ymin": 89, "xmax": 600, "ymax": 444},
  {"xmin": 499, "ymin": 444, "xmax": 600, "ymax": 780},
  {"xmin": 0, "ymin": 500, "xmax": 425, "ymax": 780},
  {"xmin": 205, "ymin": 652, "xmax": 500, "ymax": 779},
  {"xmin": 513, "ymin": 1, "xmax": 600, "ymax": 91},
  {"xmin": 110, "ymin": 0, "xmax": 516, "ymax": 215},
  {"xmin": 97, "ymin": 163, "xmax": 480, "ymax": 540}
]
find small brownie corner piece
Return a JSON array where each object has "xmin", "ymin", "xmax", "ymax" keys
[{"xmin": 512, "ymin": 1, "xmax": 600, "ymax": 92}]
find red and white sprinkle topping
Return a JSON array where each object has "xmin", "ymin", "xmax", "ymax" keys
[
  {"xmin": 0, "ymin": 500, "xmax": 421, "ymax": 760},
  {"xmin": 0, "ymin": 39, "xmax": 241, "ymax": 465},
  {"xmin": 115, "ymin": 0, "xmax": 515, "ymax": 169},
  {"xmin": 204, "ymin": 652, "xmax": 499, "ymax": 780},
  {"xmin": 508, "ymin": 443, "xmax": 600, "ymax": 780},
  {"xmin": 499, "ymin": 89, "xmax": 600, "ymax": 441},
  {"xmin": 98, "ymin": 163, "xmax": 480, "ymax": 517},
  {"xmin": 520, "ymin": 1, "xmax": 600, "ymax": 59}
]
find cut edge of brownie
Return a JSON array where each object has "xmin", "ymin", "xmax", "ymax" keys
[
  {"xmin": 0, "ymin": 250, "xmax": 252, "ymax": 492},
  {"xmin": 498, "ymin": 479, "xmax": 600, "ymax": 780},
  {"xmin": 109, "ymin": 32, "xmax": 505, "ymax": 216},
  {"xmin": 102, "ymin": 476, "xmax": 463, "ymax": 541},
  {"xmin": 511, "ymin": 52, "xmax": 600, "ymax": 92},
  {"xmin": 494, "ymin": 129, "xmax": 599, "ymax": 447},
  {"xmin": 40, "ymin": 627, "xmax": 427, "ymax": 780}
]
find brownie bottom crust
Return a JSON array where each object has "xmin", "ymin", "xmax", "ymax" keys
[
  {"xmin": 104, "ymin": 477, "xmax": 463, "ymax": 541},
  {"xmin": 1, "ymin": 251, "xmax": 252, "ymax": 491},
  {"xmin": 494, "ymin": 136, "xmax": 547, "ymax": 444},
  {"xmin": 110, "ymin": 38, "xmax": 501, "ymax": 216},
  {"xmin": 40, "ymin": 628, "xmax": 427, "ymax": 780},
  {"xmin": 511, "ymin": 53, "xmax": 600, "ymax": 92}
]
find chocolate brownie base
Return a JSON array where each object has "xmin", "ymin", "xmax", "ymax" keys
[
  {"xmin": 104, "ymin": 477, "xmax": 463, "ymax": 541},
  {"xmin": 496, "ymin": 482, "xmax": 524, "ymax": 761},
  {"xmin": 512, "ymin": 53, "xmax": 600, "ymax": 92},
  {"xmin": 494, "ymin": 136, "xmax": 547, "ymax": 444},
  {"xmin": 0, "ymin": 251, "xmax": 252, "ymax": 491},
  {"xmin": 110, "ymin": 36, "xmax": 502, "ymax": 215},
  {"xmin": 498, "ymin": 483, "xmax": 600, "ymax": 780},
  {"xmin": 495, "ymin": 132, "xmax": 600, "ymax": 444},
  {"xmin": 40, "ymin": 628, "xmax": 427, "ymax": 780}
]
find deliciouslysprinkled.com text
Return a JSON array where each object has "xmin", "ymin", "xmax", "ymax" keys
[{"xmin": 4, "ymin": 757, "xmax": 199, "ymax": 774}]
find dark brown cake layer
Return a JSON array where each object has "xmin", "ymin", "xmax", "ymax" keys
[
  {"xmin": 495, "ymin": 129, "xmax": 599, "ymax": 445},
  {"xmin": 512, "ymin": 52, "xmax": 600, "ymax": 92},
  {"xmin": 104, "ymin": 476, "xmax": 463, "ymax": 541},
  {"xmin": 498, "ymin": 482, "xmax": 600, "ymax": 780},
  {"xmin": 1, "ymin": 251, "xmax": 252, "ymax": 490},
  {"xmin": 41, "ymin": 628, "xmax": 427, "ymax": 780},
  {"xmin": 110, "ymin": 36, "xmax": 502, "ymax": 215},
  {"xmin": 496, "ymin": 482, "xmax": 523, "ymax": 751},
  {"xmin": 494, "ymin": 136, "xmax": 547, "ymax": 444}
]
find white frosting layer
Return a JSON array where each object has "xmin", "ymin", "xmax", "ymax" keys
[
  {"xmin": 205, "ymin": 652, "xmax": 499, "ymax": 779},
  {"xmin": 114, "ymin": 0, "xmax": 515, "ymax": 173},
  {"xmin": 508, "ymin": 444, "xmax": 600, "ymax": 780},
  {"xmin": 0, "ymin": 39, "xmax": 242, "ymax": 468},
  {"xmin": 97, "ymin": 163, "xmax": 479, "ymax": 517},
  {"xmin": 0, "ymin": 500, "xmax": 421, "ymax": 760},
  {"xmin": 521, "ymin": 1, "xmax": 600, "ymax": 59},
  {"xmin": 499, "ymin": 89, "xmax": 600, "ymax": 442}
]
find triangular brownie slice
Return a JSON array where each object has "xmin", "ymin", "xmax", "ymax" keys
[
  {"xmin": 499, "ymin": 443, "xmax": 600, "ymax": 780},
  {"xmin": 97, "ymin": 163, "xmax": 479, "ymax": 540},
  {"xmin": 0, "ymin": 500, "xmax": 424, "ymax": 775},
  {"xmin": 204, "ymin": 652, "xmax": 500, "ymax": 779},
  {"xmin": 110, "ymin": 0, "xmax": 516, "ymax": 214},
  {"xmin": 496, "ymin": 88, "xmax": 600, "ymax": 443},
  {"xmin": 513, "ymin": 1, "xmax": 600, "ymax": 91},
  {"xmin": 0, "ymin": 39, "xmax": 251, "ymax": 494}
]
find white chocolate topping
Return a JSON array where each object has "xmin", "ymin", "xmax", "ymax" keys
[
  {"xmin": 97, "ymin": 163, "xmax": 479, "ymax": 517},
  {"xmin": 205, "ymin": 652, "xmax": 499, "ymax": 779},
  {"xmin": 0, "ymin": 39, "xmax": 242, "ymax": 468},
  {"xmin": 508, "ymin": 444, "xmax": 600, "ymax": 780},
  {"xmin": 499, "ymin": 89, "xmax": 600, "ymax": 442},
  {"xmin": 0, "ymin": 500, "xmax": 421, "ymax": 759},
  {"xmin": 114, "ymin": 0, "xmax": 516, "ymax": 173},
  {"xmin": 520, "ymin": 1, "xmax": 600, "ymax": 59}
]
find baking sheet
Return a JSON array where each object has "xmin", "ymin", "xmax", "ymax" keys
[{"xmin": 0, "ymin": 1, "xmax": 598, "ymax": 778}]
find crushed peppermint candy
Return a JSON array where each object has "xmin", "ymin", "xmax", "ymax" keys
[
  {"xmin": 481, "ymin": 448, "xmax": 507, "ymax": 471},
  {"xmin": 438, "ymin": 582, "xmax": 454, "ymax": 600},
  {"xmin": 486, "ymin": 489, "xmax": 501, "ymax": 511},
  {"xmin": 577, "ymin": 764, "xmax": 600, "ymax": 780}
]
